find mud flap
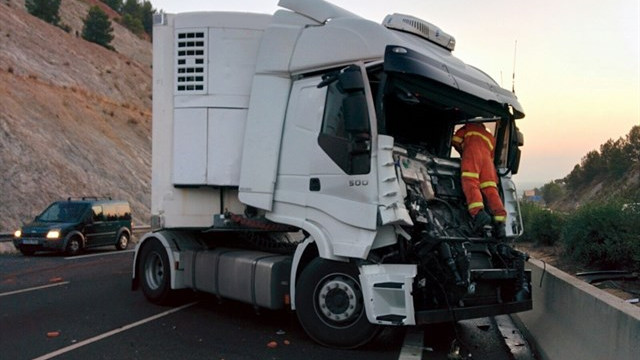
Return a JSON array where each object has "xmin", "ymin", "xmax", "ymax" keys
[{"xmin": 359, "ymin": 264, "xmax": 417, "ymax": 326}]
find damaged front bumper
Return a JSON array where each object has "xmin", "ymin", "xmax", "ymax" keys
[{"xmin": 359, "ymin": 264, "xmax": 532, "ymax": 326}]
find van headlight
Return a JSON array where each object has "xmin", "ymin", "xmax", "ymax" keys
[
  {"xmin": 14, "ymin": 230, "xmax": 22, "ymax": 238},
  {"xmin": 46, "ymin": 230, "xmax": 61, "ymax": 239}
]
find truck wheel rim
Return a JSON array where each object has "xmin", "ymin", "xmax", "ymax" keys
[
  {"xmin": 316, "ymin": 275, "xmax": 361, "ymax": 326},
  {"xmin": 144, "ymin": 252, "xmax": 164, "ymax": 290}
]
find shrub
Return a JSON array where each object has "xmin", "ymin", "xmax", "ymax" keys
[
  {"xmin": 82, "ymin": 6, "xmax": 115, "ymax": 50},
  {"xmin": 57, "ymin": 22, "xmax": 72, "ymax": 33},
  {"xmin": 101, "ymin": 0, "xmax": 122, "ymax": 13},
  {"xmin": 119, "ymin": 13, "xmax": 144, "ymax": 35},
  {"xmin": 562, "ymin": 199, "xmax": 640, "ymax": 271},
  {"xmin": 25, "ymin": 0, "xmax": 61, "ymax": 25},
  {"xmin": 519, "ymin": 201, "xmax": 565, "ymax": 246}
]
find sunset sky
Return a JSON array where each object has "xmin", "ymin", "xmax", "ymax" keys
[{"xmin": 151, "ymin": 0, "xmax": 639, "ymax": 189}]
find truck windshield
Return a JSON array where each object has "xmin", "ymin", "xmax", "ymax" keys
[
  {"xmin": 376, "ymin": 72, "xmax": 512, "ymax": 166},
  {"xmin": 38, "ymin": 203, "xmax": 88, "ymax": 223}
]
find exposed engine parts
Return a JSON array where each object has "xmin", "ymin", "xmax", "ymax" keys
[{"xmin": 392, "ymin": 147, "xmax": 531, "ymax": 312}]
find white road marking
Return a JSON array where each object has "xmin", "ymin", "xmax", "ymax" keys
[
  {"xmin": 32, "ymin": 301, "xmax": 198, "ymax": 360},
  {"xmin": 399, "ymin": 328, "xmax": 425, "ymax": 360},
  {"xmin": 64, "ymin": 249, "xmax": 134, "ymax": 260},
  {"xmin": 0, "ymin": 281, "xmax": 70, "ymax": 298}
]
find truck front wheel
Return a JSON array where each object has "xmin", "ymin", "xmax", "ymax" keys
[
  {"xmin": 138, "ymin": 239, "xmax": 174, "ymax": 304},
  {"xmin": 295, "ymin": 258, "xmax": 380, "ymax": 348}
]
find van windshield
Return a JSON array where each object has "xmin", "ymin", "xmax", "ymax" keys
[{"xmin": 38, "ymin": 203, "xmax": 88, "ymax": 223}]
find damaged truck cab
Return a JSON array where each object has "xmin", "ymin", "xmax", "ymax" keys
[{"xmin": 133, "ymin": 0, "xmax": 531, "ymax": 348}]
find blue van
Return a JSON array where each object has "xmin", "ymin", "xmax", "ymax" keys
[{"xmin": 13, "ymin": 197, "xmax": 132, "ymax": 256}]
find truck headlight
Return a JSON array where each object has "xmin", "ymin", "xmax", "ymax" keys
[
  {"xmin": 14, "ymin": 230, "xmax": 21, "ymax": 238},
  {"xmin": 46, "ymin": 230, "xmax": 61, "ymax": 239}
]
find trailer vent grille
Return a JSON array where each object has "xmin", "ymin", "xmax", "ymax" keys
[{"xmin": 175, "ymin": 31, "xmax": 207, "ymax": 93}]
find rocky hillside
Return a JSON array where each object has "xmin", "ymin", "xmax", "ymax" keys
[
  {"xmin": 550, "ymin": 163, "xmax": 640, "ymax": 211},
  {"xmin": 0, "ymin": 0, "xmax": 152, "ymax": 231}
]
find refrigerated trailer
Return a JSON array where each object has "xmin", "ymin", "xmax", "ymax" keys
[{"xmin": 132, "ymin": 0, "xmax": 531, "ymax": 348}]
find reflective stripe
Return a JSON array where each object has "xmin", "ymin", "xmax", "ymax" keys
[
  {"xmin": 462, "ymin": 172, "xmax": 479, "ymax": 179},
  {"xmin": 480, "ymin": 181, "xmax": 497, "ymax": 189},
  {"xmin": 494, "ymin": 215, "xmax": 506, "ymax": 222},
  {"xmin": 464, "ymin": 131, "xmax": 494, "ymax": 150},
  {"xmin": 468, "ymin": 202, "xmax": 484, "ymax": 210},
  {"xmin": 452, "ymin": 136, "xmax": 463, "ymax": 144}
]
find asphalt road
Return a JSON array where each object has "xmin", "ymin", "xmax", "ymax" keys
[{"xmin": 0, "ymin": 246, "xmax": 532, "ymax": 360}]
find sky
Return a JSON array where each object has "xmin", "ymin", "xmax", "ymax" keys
[{"xmin": 150, "ymin": 0, "xmax": 640, "ymax": 189}]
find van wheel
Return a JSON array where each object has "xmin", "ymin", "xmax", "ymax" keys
[
  {"xmin": 65, "ymin": 237, "xmax": 82, "ymax": 256},
  {"xmin": 295, "ymin": 258, "xmax": 380, "ymax": 349},
  {"xmin": 115, "ymin": 233, "xmax": 129, "ymax": 250},
  {"xmin": 139, "ymin": 239, "xmax": 175, "ymax": 304}
]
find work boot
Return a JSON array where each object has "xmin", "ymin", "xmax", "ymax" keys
[
  {"xmin": 494, "ymin": 222, "xmax": 507, "ymax": 240},
  {"xmin": 472, "ymin": 210, "xmax": 492, "ymax": 232}
]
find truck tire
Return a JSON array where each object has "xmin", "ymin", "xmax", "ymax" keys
[
  {"xmin": 295, "ymin": 258, "xmax": 380, "ymax": 348},
  {"xmin": 138, "ymin": 239, "xmax": 175, "ymax": 304}
]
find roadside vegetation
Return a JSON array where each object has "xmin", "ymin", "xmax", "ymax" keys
[
  {"xmin": 520, "ymin": 125, "xmax": 640, "ymax": 273},
  {"xmin": 520, "ymin": 199, "xmax": 640, "ymax": 273},
  {"xmin": 101, "ymin": 0, "xmax": 155, "ymax": 38},
  {"xmin": 82, "ymin": 6, "xmax": 115, "ymax": 50},
  {"xmin": 26, "ymin": 0, "xmax": 156, "ymax": 45},
  {"xmin": 25, "ymin": 0, "xmax": 71, "ymax": 32}
]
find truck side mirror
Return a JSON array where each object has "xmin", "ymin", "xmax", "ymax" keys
[
  {"xmin": 343, "ymin": 93, "xmax": 369, "ymax": 133},
  {"xmin": 508, "ymin": 125, "xmax": 524, "ymax": 174},
  {"xmin": 337, "ymin": 67, "xmax": 364, "ymax": 92},
  {"xmin": 339, "ymin": 67, "xmax": 369, "ymax": 134},
  {"xmin": 516, "ymin": 129, "xmax": 524, "ymax": 147},
  {"xmin": 510, "ymin": 148, "xmax": 521, "ymax": 175}
]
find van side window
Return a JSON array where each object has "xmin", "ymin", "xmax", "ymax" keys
[
  {"xmin": 117, "ymin": 204, "xmax": 132, "ymax": 220},
  {"xmin": 103, "ymin": 204, "xmax": 117, "ymax": 221},
  {"xmin": 92, "ymin": 205, "xmax": 104, "ymax": 222}
]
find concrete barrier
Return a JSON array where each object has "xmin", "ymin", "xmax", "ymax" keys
[{"xmin": 515, "ymin": 258, "xmax": 640, "ymax": 360}]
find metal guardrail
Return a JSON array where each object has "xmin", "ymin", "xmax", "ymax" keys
[
  {"xmin": 0, "ymin": 225, "xmax": 151, "ymax": 243},
  {"xmin": 0, "ymin": 232, "xmax": 14, "ymax": 242}
]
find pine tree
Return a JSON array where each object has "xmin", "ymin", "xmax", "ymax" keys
[
  {"xmin": 101, "ymin": 0, "xmax": 123, "ymax": 13},
  {"xmin": 122, "ymin": 0, "xmax": 140, "ymax": 17},
  {"xmin": 25, "ymin": 0, "xmax": 61, "ymax": 25},
  {"xmin": 82, "ymin": 6, "xmax": 115, "ymax": 50},
  {"xmin": 141, "ymin": 1, "xmax": 154, "ymax": 36}
]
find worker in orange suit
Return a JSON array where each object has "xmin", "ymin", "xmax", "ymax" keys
[{"xmin": 452, "ymin": 122, "xmax": 507, "ymax": 238}]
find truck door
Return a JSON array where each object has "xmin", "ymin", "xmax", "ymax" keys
[
  {"xmin": 312, "ymin": 65, "xmax": 377, "ymax": 219},
  {"xmin": 276, "ymin": 64, "xmax": 379, "ymax": 258}
]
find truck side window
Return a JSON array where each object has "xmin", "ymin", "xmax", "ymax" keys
[{"xmin": 318, "ymin": 70, "xmax": 371, "ymax": 175}]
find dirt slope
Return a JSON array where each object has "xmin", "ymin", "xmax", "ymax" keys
[{"xmin": 0, "ymin": 0, "xmax": 152, "ymax": 231}]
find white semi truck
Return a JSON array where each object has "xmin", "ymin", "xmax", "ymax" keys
[{"xmin": 132, "ymin": 0, "xmax": 531, "ymax": 348}]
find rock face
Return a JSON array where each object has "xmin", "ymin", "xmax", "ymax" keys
[{"xmin": 0, "ymin": 0, "xmax": 153, "ymax": 231}]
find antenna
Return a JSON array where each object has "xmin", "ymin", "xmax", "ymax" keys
[{"xmin": 511, "ymin": 40, "xmax": 518, "ymax": 94}]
